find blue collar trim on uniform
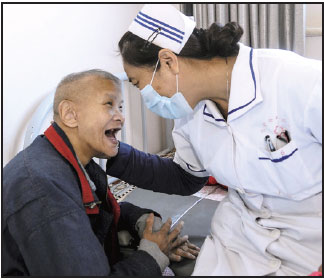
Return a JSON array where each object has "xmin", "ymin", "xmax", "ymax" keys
[
  {"xmin": 228, "ymin": 48, "xmax": 256, "ymax": 116},
  {"xmin": 139, "ymin": 11, "xmax": 185, "ymax": 35},
  {"xmin": 258, "ymin": 148, "xmax": 298, "ymax": 163},
  {"xmin": 136, "ymin": 14, "xmax": 184, "ymax": 40},
  {"xmin": 203, "ymin": 104, "xmax": 226, "ymax": 122},
  {"xmin": 134, "ymin": 19, "xmax": 182, "ymax": 44}
]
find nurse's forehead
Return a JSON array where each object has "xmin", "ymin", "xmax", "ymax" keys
[
  {"xmin": 123, "ymin": 63, "xmax": 151, "ymax": 80},
  {"xmin": 127, "ymin": 70, "xmax": 150, "ymax": 83}
]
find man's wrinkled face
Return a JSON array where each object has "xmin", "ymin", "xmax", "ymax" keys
[{"xmin": 75, "ymin": 76, "xmax": 124, "ymax": 160}]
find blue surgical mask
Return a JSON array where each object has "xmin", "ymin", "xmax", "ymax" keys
[{"xmin": 140, "ymin": 60, "xmax": 193, "ymax": 119}]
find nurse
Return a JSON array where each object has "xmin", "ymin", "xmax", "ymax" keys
[{"xmin": 107, "ymin": 4, "xmax": 322, "ymax": 276}]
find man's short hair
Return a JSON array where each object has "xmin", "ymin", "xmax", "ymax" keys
[{"xmin": 53, "ymin": 69, "xmax": 121, "ymax": 120}]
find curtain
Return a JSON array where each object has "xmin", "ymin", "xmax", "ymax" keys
[{"xmin": 180, "ymin": 4, "xmax": 305, "ymax": 55}]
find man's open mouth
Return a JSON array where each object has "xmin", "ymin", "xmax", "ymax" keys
[{"xmin": 105, "ymin": 128, "xmax": 121, "ymax": 138}]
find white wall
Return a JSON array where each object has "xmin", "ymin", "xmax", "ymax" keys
[
  {"xmin": 3, "ymin": 4, "xmax": 145, "ymax": 166},
  {"xmin": 305, "ymin": 4, "xmax": 322, "ymax": 60}
]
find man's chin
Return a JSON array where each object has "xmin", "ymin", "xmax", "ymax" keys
[
  {"xmin": 99, "ymin": 149, "xmax": 118, "ymax": 159},
  {"xmin": 109, "ymin": 150, "xmax": 118, "ymax": 158}
]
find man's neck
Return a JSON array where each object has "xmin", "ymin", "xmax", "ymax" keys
[{"xmin": 55, "ymin": 121, "xmax": 91, "ymax": 167}]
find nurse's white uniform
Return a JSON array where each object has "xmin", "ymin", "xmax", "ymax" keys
[{"xmin": 172, "ymin": 43, "xmax": 322, "ymax": 276}]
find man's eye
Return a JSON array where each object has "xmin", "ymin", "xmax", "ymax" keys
[{"xmin": 106, "ymin": 102, "xmax": 113, "ymax": 106}]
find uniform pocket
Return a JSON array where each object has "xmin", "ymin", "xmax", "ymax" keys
[
  {"xmin": 257, "ymin": 140, "xmax": 312, "ymax": 198},
  {"xmin": 258, "ymin": 140, "xmax": 298, "ymax": 163}
]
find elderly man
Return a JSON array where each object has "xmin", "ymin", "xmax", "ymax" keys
[{"xmin": 2, "ymin": 70, "xmax": 198, "ymax": 276}]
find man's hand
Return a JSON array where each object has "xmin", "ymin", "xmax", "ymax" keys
[
  {"xmin": 143, "ymin": 213, "xmax": 183, "ymax": 256},
  {"xmin": 168, "ymin": 235, "xmax": 200, "ymax": 262}
]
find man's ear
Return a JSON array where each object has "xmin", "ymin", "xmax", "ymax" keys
[
  {"xmin": 58, "ymin": 100, "xmax": 78, "ymax": 128},
  {"xmin": 158, "ymin": 49, "xmax": 179, "ymax": 74}
]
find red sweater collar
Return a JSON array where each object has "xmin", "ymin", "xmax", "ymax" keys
[{"xmin": 44, "ymin": 123, "xmax": 120, "ymax": 225}]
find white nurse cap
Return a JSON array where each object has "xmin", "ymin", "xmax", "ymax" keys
[{"xmin": 128, "ymin": 4, "xmax": 196, "ymax": 54}]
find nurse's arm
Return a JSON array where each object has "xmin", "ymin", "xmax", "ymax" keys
[{"xmin": 106, "ymin": 142, "xmax": 208, "ymax": 195}]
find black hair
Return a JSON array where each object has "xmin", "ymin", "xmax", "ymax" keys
[{"xmin": 118, "ymin": 22, "xmax": 243, "ymax": 68}]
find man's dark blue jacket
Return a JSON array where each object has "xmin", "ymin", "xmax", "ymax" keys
[{"xmin": 2, "ymin": 132, "xmax": 162, "ymax": 277}]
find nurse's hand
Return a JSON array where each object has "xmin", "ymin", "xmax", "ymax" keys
[
  {"xmin": 168, "ymin": 235, "xmax": 200, "ymax": 262},
  {"xmin": 143, "ymin": 213, "xmax": 183, "ymax": 256}
]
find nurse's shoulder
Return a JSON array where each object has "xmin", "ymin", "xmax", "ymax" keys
[
  {"xmin": 256, "ymin": 46, "xmax": 321, "ymax": 74},
  {"xmin": 256, "ymin": 46, "xmax": 321, "ymax": 103}
]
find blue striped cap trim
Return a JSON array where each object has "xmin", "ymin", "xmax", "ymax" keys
[
  {"xmin": 139, "ymin": 11, "xmax": 185, "ymax": 35},
  {"xmin": 136, "ymin": 14, "xmax": 184, "ymax": 40},
  {"xmin": 258, "ymin": 148, "xmax": 298, "ymax": 163},
  {"xmin": 203, "ymin": 104, "xmax": 226, "ymax": 122},
  {"xmin": 186, "ymin": 163, "xmax": 207, "ymax": 172},
  {"xmin": 134, "ymin": 19, "xmax": 182, "ymax": 44},
  {"xmin": 228, "ymin": 48, "xmax": 256, "ymax": 115}
]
